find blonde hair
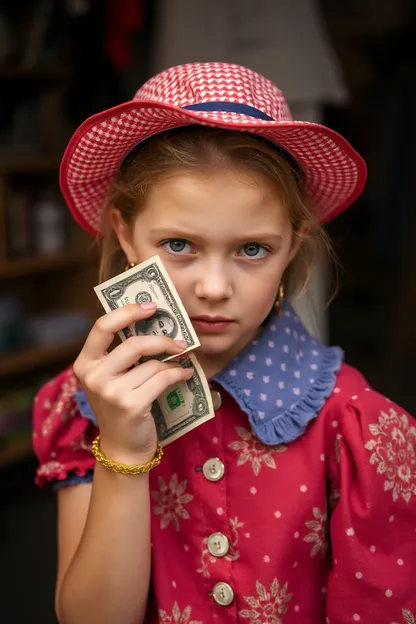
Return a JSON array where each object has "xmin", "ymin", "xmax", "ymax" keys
[{"xmin": 99, "ymin": 126, "xmax": 334, "ymax": 300}]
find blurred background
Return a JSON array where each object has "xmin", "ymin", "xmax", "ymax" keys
[{"xmin": 0, "ymin": 0, "xmax": 415, "ymax": 621}]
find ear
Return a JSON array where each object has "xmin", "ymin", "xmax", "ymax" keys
[
  {"xmin": 286, "ymin": 223, "xmax": 309, "ymax": 266},
  {"xmin": 110, "ymin": 208, "xmax": 138, "ymax": 264}
]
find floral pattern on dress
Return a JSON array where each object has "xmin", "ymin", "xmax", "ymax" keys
[
  {"xmin": 47, "ymin": 372, "xmax": 79, "ymax": 429},
  {"xmin": 303, "ymin": 507, "xmax": 328, "ymax": 557},
  {"xmin": 402, "ymin": 610, "xmax": 416, "ymax": 624},
  {"xmin": 41, "ymin": 413, "xmax": 54, "ymax": 438},
  {"xmin": 159, "ymin": 602, "xmax": 203, "ymax": 624},
  {"xmin": 228, "ymin": 426, "xmax": 286, "ymax": 476},
  {"xmin": 196, "ymin": 538, "xmax": 212, "ymax": 578},
  {"xmin": 197, "ymin": 516, "xmax": 244, "ymax": 577},
  {"xmin": 227, "ymin": 516, "xmax": 245, "ymax": 561},
  {"xmin": 364, "ymin": 409, "xmax": 416, "ymax": 503},
  {"xmin": 70, "ymin": 432, "xmax": 91, "ymax": 453},
  {"xmin": 151, "ymin": 474, "xmax": 193, "ymax": 531},
  {"xmin": 36, "ymin": 459, "xmax": 66, "ymax": 479},
  {"xmin": 239, "ymin": 578, "xmax": 292, "ymax": 623},
  {"xmin": 391, "ymin": 609, "xmax": 416, "ymax": 624},
  {"xmin": 40, "ymin": 371, "xmax": 80, "ymax": 438}
]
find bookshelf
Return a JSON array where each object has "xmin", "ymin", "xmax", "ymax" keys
[{"xmin": 0, "ymin": 64, "xmax": 98, "ymax": 469}]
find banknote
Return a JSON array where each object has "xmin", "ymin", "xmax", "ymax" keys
[
  {"xmin": 94, "ymin": 255, "xmax": 200, "ymax": 362},
  {"xmin": 153, "ymin": 353, "xmax": 214, "ymax": 446},
  {"xmin": 94, "ymin": 255, "xmax": 214, "ymax": 445}
]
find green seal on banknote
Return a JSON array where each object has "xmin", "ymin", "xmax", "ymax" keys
[{"xmin": 167, "ymin": 389, "xmax": 185, "ymax": 411}]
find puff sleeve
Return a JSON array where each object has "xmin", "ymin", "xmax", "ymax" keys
[
  {"xmin": 326, "ymin": 388, "xmax": 416, "ymax": 623},
  {"xmin": 32, "ymin": 366, "xmax": 97, "ymax": 487}
]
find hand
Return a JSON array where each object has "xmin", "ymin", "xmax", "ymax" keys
[{"xmin": 73, "ymin": 303, "xmax": 193, "ymax": 465}]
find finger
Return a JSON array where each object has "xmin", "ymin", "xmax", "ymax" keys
[
  {"xmin": 76, "ymin": 303, "xmax": 157, "ymax": 366},
  {"xmin": 131, "ymin": 366, "xmax": 194, "ymax": 409},
  {"xmin": 96, "ymin": 335, "xmax": 188, "ymax": 378},
  {"xmin": 113, "ymin": 359, "xmax": 183, "ymax": 390}
]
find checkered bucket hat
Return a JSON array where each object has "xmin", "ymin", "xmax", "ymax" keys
[{"xmin": 60, "ymin": 62, "xmax": 367, "ymax": 235}]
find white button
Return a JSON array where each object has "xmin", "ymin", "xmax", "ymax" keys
[
  {"xmin": 207, "ymin": 533, "xmax": 229, "ymax": 557},
  {"xmin": 210, "ymin": 390, "xmax": 222, "ymax": 411},
  {"xmin": 212, "ymin": 582, "xmax": 234, "ymax": 606},
  {"xmin": 202, "ymin": 458, "xmax": 225, "ymax": 482}
]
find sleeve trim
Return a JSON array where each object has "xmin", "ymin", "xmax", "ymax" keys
[{"xmin": 35, "ymin": 458, "xmax": 96, "ymax": 487}]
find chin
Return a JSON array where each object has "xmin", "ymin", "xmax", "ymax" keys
[
  {"xmin": 196, "ymin": 334, "xmax": 237, "ymax": 355},
  {"xmin": 196, "ymin": 327, "xmax": 255, "ymax": 358}
]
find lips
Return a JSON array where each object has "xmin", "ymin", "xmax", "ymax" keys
[
  {"xmin": 190, "ymin": 315, "xmax": 234, "ymax": 334},
  {"xmin": 191, "ymin": 315, "xmax": 232, "ymax": 323}
]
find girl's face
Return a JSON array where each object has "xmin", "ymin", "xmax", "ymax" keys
[{"xmin": 113, "ymin": 168, "xmax": 300, "ymax": 376}]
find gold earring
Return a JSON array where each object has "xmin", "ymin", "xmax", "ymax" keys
[
  {"xmin": 276, "ymin": 283, "xmax": 284, "ymax": 316},
  {"xmin": 124, "ymin": 262, "xmax": 136, "ymax": 272}
]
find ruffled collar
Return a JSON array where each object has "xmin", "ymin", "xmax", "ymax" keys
[
  {"xmin": 74, "ymin": 302, "xmax": 343, "ymax": 447},
  {"xmin": 212, "ymin": 302, "xmax": 343, "ymax": 445}
]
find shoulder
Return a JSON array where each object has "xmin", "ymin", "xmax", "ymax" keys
[
  {"xmin": 329, "ymin": 362, "xmax": 369, "ymax": 400},
  {"xmin": 33, "ymin": 365, "xmax": 97, "ymax": 487},
  {"xmin": 321, "ymin": 361, "xmax": 414, "ymax": 453},
  {"xmin": 323, "ymin": 361, "xmax": 400, "ymax": 420}
]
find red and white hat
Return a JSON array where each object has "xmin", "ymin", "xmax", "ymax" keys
[{"xmin": 60, "ymin": 62, "xmax": 367, "ymax": 236}]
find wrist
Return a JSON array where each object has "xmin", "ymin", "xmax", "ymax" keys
[{"xmin": 97, "ymin": 436, "xmax": 160, "ymax": 469}]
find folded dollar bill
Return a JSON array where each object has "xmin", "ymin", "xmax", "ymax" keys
[{"xmin": 94, "ymin": 255, "xmax": 214, "ymax": 445}]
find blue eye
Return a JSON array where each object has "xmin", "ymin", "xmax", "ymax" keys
[
  {"xmin": 240, "ymin": 243, "xmax": 269, "ymax": 259},
  {"xmin": 163, "ymin": 239, "xmax": 193, "ymax": 255}
]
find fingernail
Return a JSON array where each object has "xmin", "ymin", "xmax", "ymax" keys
[
  {"xmin": 174, "ymin": 339, "xmax": 187, "ymax": 348},
  {"xmin": 140, "ymin": 302, "xmax": 156, "ymax": 309},
  {"xmin": 185, "ymin": 367, "xmax": 194, "ymax": 376}
]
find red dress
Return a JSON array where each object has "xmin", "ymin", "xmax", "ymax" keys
[{"xmin": 33, "ymin": 359, "xmax": 416, "ymax": 623}]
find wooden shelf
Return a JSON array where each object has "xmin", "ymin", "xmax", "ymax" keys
[
  {"xmin": 0, "ymin": 436, "xmax": 33, "ymax": 468},
  {"xmin": 0, "ymin": 338, "xmax": 84, "ymax": 378},
  {"xmin": 0, "ymin": 251, "xmax": 89, "ymax": 279}
]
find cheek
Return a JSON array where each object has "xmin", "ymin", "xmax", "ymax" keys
[
  {"xmin": 243, "ymin": 273, "xmax": 279, "ymax": 315},
  {"xmin": 164, "ymin": 265, "xmax": 192, "ymax": 300},
  {"xmin": 240, "ymin": 255, "xmax": 287, "ymax": 312}
]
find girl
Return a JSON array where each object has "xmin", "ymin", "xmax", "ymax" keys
[{"xmin": 33, "ymin": 63, "xmax": 416, "ymax": 624}]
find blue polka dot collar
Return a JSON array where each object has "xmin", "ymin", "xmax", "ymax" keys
[
  {"xmin": 212, "ymin": 301, "xmax": 343, "ymax": 446},
  {"xmin": 74, "ymin": 302, "xmax": 343, "ymax": 448}
]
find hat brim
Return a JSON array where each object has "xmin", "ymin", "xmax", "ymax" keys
[{"xmin": 60, "ymin": 99, "xmax": 367, "ymax": 236}]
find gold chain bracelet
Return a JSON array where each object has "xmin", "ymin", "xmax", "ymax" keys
[{"xmin": 92, "ymin": 435, "xmax": 163, "ymax": 475}]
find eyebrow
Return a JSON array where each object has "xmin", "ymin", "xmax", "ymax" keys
[{"xmin": 149, "ymin": 227, "xmax": 283, "ymax": 243}]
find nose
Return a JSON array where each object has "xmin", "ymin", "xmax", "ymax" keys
[{"xmin": 195, "ymin": 258, "xmax": 233, "ymax": 302}]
